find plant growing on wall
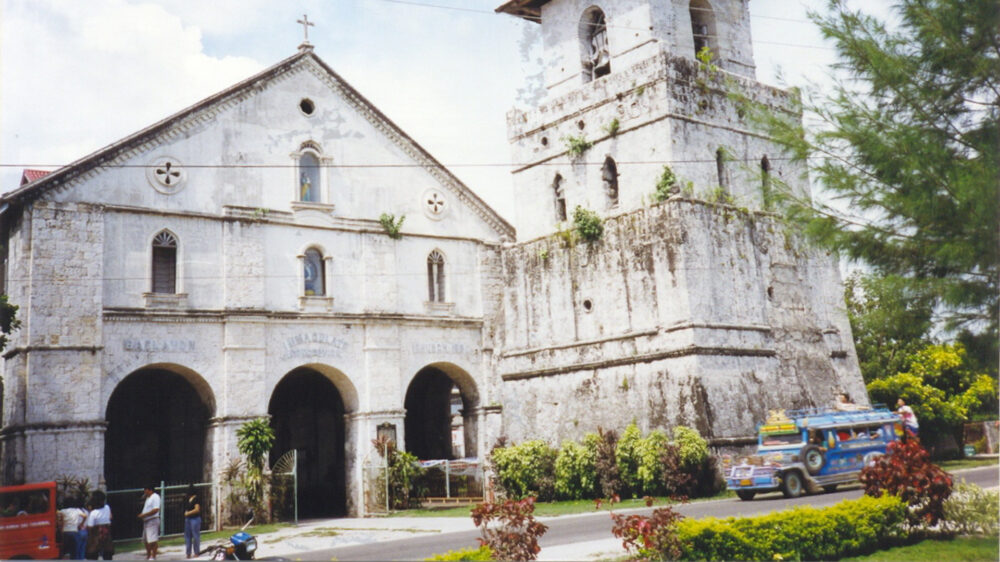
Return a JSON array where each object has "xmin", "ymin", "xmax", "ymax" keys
[
  {"xmin": 562, "ymin": 135, "xmax": 593, "ymax": 158},
  {"xmin": 603, "ymin": 118, "xmax": 620, "ymax": 137},
  {"xmin": 379, "ymin": 213, "xmax": 406, "ymax": 239},
  {"xmin": 573, "ymin": 206, "xmax": 604, "ymax": 242},
  {"xmin": 236, "ymin": 418, "xmax": 276, "ymax": 516},
  {"xmin": 652, "ymin": 165, "xmax": 678, "ymax": 203}
]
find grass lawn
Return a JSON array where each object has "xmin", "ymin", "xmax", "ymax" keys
[
  {"xmin": 843, "ymin": 537, "xmax": 999, "ymax": 561},
  {"xmin": 115, "ymin": 522, "xmax": 290, "ymax": 553},
  {"xmin": 393, "ymin": 491, "xmax": 736, "ymax": 518},
  {"xmin": 937, "ymin": 457, "xmax": 999, "ymax": 472}
]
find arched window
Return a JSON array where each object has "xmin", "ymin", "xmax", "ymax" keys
[
  {"xmin": 580, "ymin": 7, "xmax": 610, "ymax": 82},
  {"xmin": 760, "ymin": 155, "xmax": 772, "ymax": 208},
  {"xmin": 553, "ymin": 174, "xmax": 567, "ymax": 222},
  {"xmin": 602, "ymin": 157, "xmax": 619, "ymax": 208},
  {"xmin": 303, "ymin": 248, "xmax": 325, "ymax": 296},
  {"xmin": 151, "ymin": 230, "xmax": 177, "ymax": 294},
  {"xmin": 716, "ymin": 148, "xmax": 729, "ymax": 193},
  {"xmin": 690, "ymin": 0, "xmax": 718, "ymax": 59},
  {"xmin": 299, "ymin": 151, "xmax": 320, "ymax": 202},
  {"xmin": 427, "ymin": 251, "xmax": 446, "ymax": 303}
]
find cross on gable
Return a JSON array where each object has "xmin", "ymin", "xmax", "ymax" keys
[{"xmin": 297, "ymin": 14, "xmax": 315, "ymax": 45}]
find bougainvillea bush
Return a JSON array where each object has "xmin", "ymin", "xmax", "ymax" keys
[
  {"xmin": 859, "ymin": 437, "xmax": 953, "ymax": 525},
  {"xmin": 471, "ymin": 497, "xmax": 548, "ymax": 561}
]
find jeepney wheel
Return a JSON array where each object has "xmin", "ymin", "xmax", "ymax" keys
[
  {"xmin": 781, "ymin": 471, "xmax": 804, "ymax": 498},
  {"xmin": 736, "ymin": 490, "xmax": 756, "ymax": 501},
  {"xmin": 801, "ymin": 444, "xmax": 825, "ymax": 476},
  {"xmin": 822, "ymin": 484, "xmax": 838, "ymax": 493}
]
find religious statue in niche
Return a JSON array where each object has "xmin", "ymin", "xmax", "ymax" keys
[{"xmin": 300, "ymin": 172, "xmax": 313, "ymax": 201}]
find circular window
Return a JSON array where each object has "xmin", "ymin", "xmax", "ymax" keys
[
  {"xmin": 146, "ymin": 156, "xmax": 186, "ymax": 194},
  {"xmin": 541, "ymin": 136, "xmax": 548, "ymax": 146},
  {"xmin": 582, "ymin": 299, "xmax": 594, "ymax": 312},
  {"xmin": 422, "ymin": 188, "xmax": 449, "ymax": 221},
  {"xmin": 299, "ymin": 98, "xmax": 315, "ymax": 115}
]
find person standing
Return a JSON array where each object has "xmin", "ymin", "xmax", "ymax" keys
[
  {"xmin": 897, "ymin": 398, "xmax": 920, "ymax": 436},
  {"xmin": 138, "ymin": 485, "xmax": 160, "ymax": 560},
  {"xmin": 84, "ymin": 491, "xmax": 113, "ymax": 560},
  {"xmin": 59, "ymin": 496, "xmax": 87, "ymax": 559},
  {"xmin": 183, "ymin": 485, "xmax": 202, "ymax": 559}
]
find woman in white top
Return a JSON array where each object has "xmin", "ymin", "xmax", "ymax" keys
[
  {"xmin": 84, "ymin": 491, "xmax": 113, "ymax": 560},
  {"xmin": 58, "ymin": 496, "xmax": 87, "ymax": 559}
]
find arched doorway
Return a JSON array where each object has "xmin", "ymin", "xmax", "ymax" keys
[
  {"xmin": 104, "ymin": 366, "xmax": 213, "ymax": 489},
  {"xmin": 268, "ymin": 368, "xmax": 347, "ymax": 517},
  {"xmin": 404, "ymin": 365, "xmax": 478, "ymax": 460}
]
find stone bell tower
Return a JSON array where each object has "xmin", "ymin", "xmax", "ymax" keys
[{"xmin": 497, "ymin": 0, "xmax": 808, "ymax": 240}]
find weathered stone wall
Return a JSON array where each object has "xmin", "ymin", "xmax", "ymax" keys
[
  {"xmin": 1, "ymin": 201, "xmax": 106, "ymax": 485},
  {"xmin": 506, "ymin": 49, "xmax": 806, "ymax": 240},
  {"xmin": 537, "ymin": 0, "xmax": 755, "ymax": 97},
  {"xmin": 495, "ymin": 198, "xmax": 865, "ymax": 445}
]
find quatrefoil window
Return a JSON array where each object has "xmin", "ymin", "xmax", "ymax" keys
[
  {"xmin": 146, "ymin": 156, "xmax": 187, "ymax": 194},
  {"xmin": 423, "ymin": 189, "xmax": 448, "ymax": 220}
]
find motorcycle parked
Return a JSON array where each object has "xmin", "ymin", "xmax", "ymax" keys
[{"xmin": 200, "ymin": 516, "xmax": 257, "ymax": 560}]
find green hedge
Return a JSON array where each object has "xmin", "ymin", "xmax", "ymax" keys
[
  {"xmin": 677, "ymin": 495, "xmax": 906, "ymax": 560},
  {"xmin": 490, "ymin": 440, "xmax": 557, "ymax": 501}
]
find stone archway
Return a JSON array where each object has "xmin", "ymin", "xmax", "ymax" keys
[
  {"xmin": 268, "ymin": 366, "xmax": 352, "ymax": 518},
  {"xmin": 404, "ymin": 363, "xmax": 479, "ymax": 460},
  {"xmin": 104, "ymin": 365, "xmax": 214, "ymax": 489}
]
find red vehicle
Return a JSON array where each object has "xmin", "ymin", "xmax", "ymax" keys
[{"xmin": 0, "ymin": 481, "xmax": 58, "ymax": 559}]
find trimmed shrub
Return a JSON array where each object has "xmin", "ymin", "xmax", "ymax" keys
[
  {"xmin": 635, "ymin": 430, "xmax": 669, "ymax": 496},
  {"xmin": 554, "ymin": 440, "xmax": 597, "ymax": 500},
  {"xmin": 425, "ymin": 546, "xmax": 493, "ymax": 561},
  {"xmin": 942, "ymin": 482, "xmax": 1000, "ymax": 536},
  {"xmin": 859, "ymin": 437, "xmax": 953, "ymax": 525},
  {"xmin": 677, "ymin": 495, "xmax": 907, "ymax": 561},
  {"xmin": 672, "ymin": 426, "xmax": 709, "ymax": 469},
  {"xmin": 490, "ymin": 440, "xmax": 557, "ymax": 501},
  {"xmin": 615, "ymin": 423, "xmax": 643, "ymax": 498}
]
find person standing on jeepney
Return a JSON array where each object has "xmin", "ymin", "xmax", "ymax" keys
[
  {"xmin": 897, "ymin": 398, "xmax": 919, "ymax": 436},
  {"xmin": 835, "ymin": 392, "xmax": 857, "ymax": 411}
]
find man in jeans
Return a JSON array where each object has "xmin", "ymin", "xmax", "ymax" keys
[{"xmin": 138, "ymin": 485, "xmax": 161, "ymax": 560}]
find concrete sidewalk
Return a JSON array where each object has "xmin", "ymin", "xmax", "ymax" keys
[{"xmin": 116, "ymin": 513, "xmax": 620, "ymax": 561}]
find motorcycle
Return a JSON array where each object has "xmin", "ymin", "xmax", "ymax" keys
[{"xmin": 200, "ymin": 515, "xmax": 257, "ymax": 560}]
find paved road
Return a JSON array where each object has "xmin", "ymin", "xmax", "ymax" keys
[{"xmin": 308, "ymin": 465, "xmax": 999, "ymax": 561}]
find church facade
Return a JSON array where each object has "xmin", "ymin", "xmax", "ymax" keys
[{"xmin": 1, "ymin": 0, "xmax": 866, "ymax": 517}]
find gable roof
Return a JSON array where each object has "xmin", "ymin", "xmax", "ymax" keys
[
  {"xmin": 20, "ymin": 169, "xmax": 50, "ymax": 185},
  {"xmin": 4, "ymin": 47, "xmax": 515, "ymax": 239}
]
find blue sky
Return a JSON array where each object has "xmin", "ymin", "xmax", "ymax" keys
[{"xmin": 0, "ymin": 0, "xmax": 861, "ymax": 219}]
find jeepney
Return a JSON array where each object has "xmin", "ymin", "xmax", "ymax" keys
[{"xmin": 727, "ymin": 407, "xmax": 904, "ymax": 500}]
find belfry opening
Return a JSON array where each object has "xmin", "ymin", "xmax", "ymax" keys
[
  {"xmin": 404, "ymin": 365, "xmax": 477, "ymax": 460},
  {"xmin": 268, "ymin": 368, "xmax": 347, "ymax": 518},
  {"xmin": 104, "ymin": 367, "xmax": 213, "ymax": 489}
]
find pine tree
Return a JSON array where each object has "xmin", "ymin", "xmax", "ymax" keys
[{"xmin": 757, "ymin": 0, "xmax": 999, "ymax": 339}]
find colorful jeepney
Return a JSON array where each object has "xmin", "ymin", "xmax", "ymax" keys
[{"xmin": 727, "ymin": 407, "xmax": 904, "ymax": 500}]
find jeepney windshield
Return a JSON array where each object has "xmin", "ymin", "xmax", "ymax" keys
[{"xmin": 760, "ymin": 432, "xmax": 803, "ymax": 447}]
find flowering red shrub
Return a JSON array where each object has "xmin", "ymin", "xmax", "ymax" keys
[
  {"xmin": 611, "ymin": 505, "xmax": 685, "ymax": 560},
  {"xmin": 471, "ymin": 497, "xmax": 548, "ymax": 561},
  {"xmin": 859, "ymin": 437, "xmax": 953, "ymax": 525}
]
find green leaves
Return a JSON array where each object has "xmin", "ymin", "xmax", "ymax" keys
[
  {"xmin": 236, "ymin": 418, "xmax": 276, "ymax": 512},
  {"xmin": 0, "ymin": 294, "xmax": 20, "ymax": 352},
  {"xmin": 757, "ymin": 0, "xmax": 999, "ymax": 335}
]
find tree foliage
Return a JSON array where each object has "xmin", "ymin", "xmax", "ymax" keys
[
  {"xmin": 756, "ymin": 0, "xmax": 999, "ymax": 337},
  {"xmin": 0, "ymin": 294, "xmax": 20, "ymax": 352},
  {"xmin": 236, "ymin": 418, "xmax": 276, "ymax": 513}
]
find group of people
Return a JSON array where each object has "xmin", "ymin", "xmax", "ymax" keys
[
  {"xmin": 56, "ymin": 490, "xmax": 113, "ymax": 560},
  {"xmin": 58, "ymin": 484, "xmax": 202, "ymax": 560},
  {"xmin": 833, "ymin": 392, "xmax": 920, "ymax": 435}
]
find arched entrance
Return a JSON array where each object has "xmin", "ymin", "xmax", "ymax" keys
[
  {"xmin": 104, "ymin": 366, "xmax": 213, "ymax": 489},
  {"xmin": 404, "ymin": 364, "xmax": 478, "ymax": 460},
  {"xmin": 268, "ymin": 367, "xmax": 347, "ymax": 518}
]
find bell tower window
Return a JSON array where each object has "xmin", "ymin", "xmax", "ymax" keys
[
  {"xmin": 602, "ymin": 157, "xmax": 619, "ymax": 208},
  {"xmin": 580, "ymin": 8, "xmax": 610, "ymax": 83},
  {"xmin": 690, "ymin": 0, "xmax": 719, "ymax": 59},
  {"xmin": 553, "ymin": 174, "xmax": 567, "ymax": 222}
]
